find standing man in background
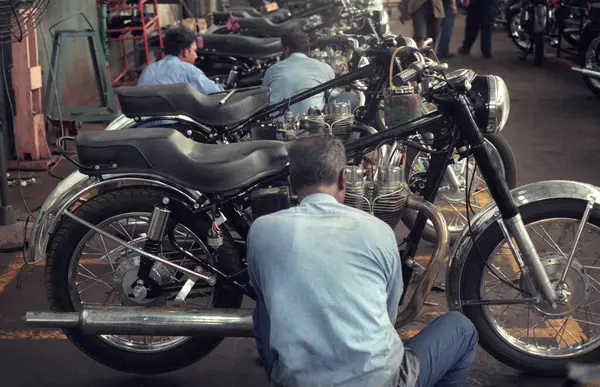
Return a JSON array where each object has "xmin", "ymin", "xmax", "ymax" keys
[
  {"xmin": 458, "ymin": 0, "xmax": 497, "ymax": 58},
  {"xmin": 399, "ymin": 0, "xmax": 445, "ymax": 48},
  {"xmin": 436, "ymin": 0, "xmax": 458, "ymax": 58}
]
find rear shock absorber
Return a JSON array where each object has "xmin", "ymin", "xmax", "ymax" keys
[{"xmin": 137, "ymin": 197, "xmax": 172, "ymax": 286}]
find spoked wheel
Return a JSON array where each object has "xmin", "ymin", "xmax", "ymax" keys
[
  {"xmin": 460, "ymin": 198, "xmax": 600, "ymax": 375},
  {"xmin": 402, "ymin": 135, "xmax": 517, "ymax": 244},
  {"xmin": 509, "ymin": 10, "xmax": 532, "ymax": 52},
  {"xmin": 583, "ymin": 36, "xmax": 600, "ymax": 98},
  {"xmin": 46, "ymin": 188, "xmax": 244, "ymax": 374}
]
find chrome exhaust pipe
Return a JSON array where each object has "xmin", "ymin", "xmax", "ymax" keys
[
  {"xmin": 572, "ymin": 67, "xmax": 600, "ymax": 80},
  {"xmin": 25, "ymin": 308, "xmax": 255, "ymax": 337},
  {"xmin": 395, "ymin": 195, "xmax": 449, "ymax": 329}
]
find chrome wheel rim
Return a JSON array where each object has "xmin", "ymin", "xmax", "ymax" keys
[
  {"xmin": 68, "ymin": 212, "xmax": 215, "ymax": 353},
  {"xmin": 585, "ymin": 37, "xmax": 600, "ymax": 90},
  {"xmin": 480, "ymin": 218, "xmax": 600, "ymax": 358}
]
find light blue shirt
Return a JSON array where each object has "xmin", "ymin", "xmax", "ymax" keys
[
  {"xmin": 138, "ymin": 55, "xmax": 224, "ymax": 94},
  {"xmin": 261, "ymin": 53, "xmax": 336, "ymax": 121},
  {"xmin": 247, "ymin": 193, "xmax": 418, "ymax": 387}
]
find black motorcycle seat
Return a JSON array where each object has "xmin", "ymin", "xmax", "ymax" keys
[
  {"xmin": 199, "ymin": 35, "xmax": 284, "ymax": 59},
  {"xmin": 236, "ymin": 17, "xmax": 307, "ymax": 36},
  {"xmin": 116, "ymin": 84, "xmax": 270, "ymax": 128},
  {"xmin": 76, "ymin": 127, "xmax": 289, "ymax": 193}
]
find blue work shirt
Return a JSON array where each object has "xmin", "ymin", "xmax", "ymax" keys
[
  {"xmin": 138, "ymin": 55, "xmax": 224, "ymax": 94},
  {"xmin": 261, "ymin": 53, "xmax": 336, "ymax": 121},
  {"xmin": 247, "ymin": 193, "xmax": 419, "ymax": 387}
]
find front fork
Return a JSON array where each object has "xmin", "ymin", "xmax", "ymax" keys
[{"xmin": 454, "ymin": 95, "xmax": 558, "ymax": 305}]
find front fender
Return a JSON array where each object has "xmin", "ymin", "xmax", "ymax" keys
[
  {"xmin": 26, "ymin": 172, "xmax": 201, "ymax": 265},
  {"xmin": 445, "ymin": 180, "xmax": 600, "ymax": 312}
]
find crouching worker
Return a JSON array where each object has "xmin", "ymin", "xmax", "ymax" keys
[{"xmin": 247, "ymin": 134, "xmax": 479, "ymax": 387}]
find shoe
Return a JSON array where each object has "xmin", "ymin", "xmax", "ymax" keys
[
  {"xmin": 482, "ymin": 53, "xmax": 493, "ymax": 59},
  {"xmin": 458, "ymin": 46, "xmax": 470, "ymax": 55}
]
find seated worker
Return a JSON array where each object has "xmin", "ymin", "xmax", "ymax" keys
[
  {"xmin": 247, "ymin": 134, "xmax": 478, "ymax": 387},
  {"xmin": 261, "ymin": 30, "xmax": 336, "ymax": 121},
  {"xmin": 137, "ymin": 26, "xmax": 223, "ymax": 94}
]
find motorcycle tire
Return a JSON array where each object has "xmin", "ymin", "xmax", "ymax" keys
[
  {"xmin": 583, "ymin": 37, "xmax": 600, "ymax": 98},
  {"xmin": 45, "ymin": 187, "xmax": 245, "ymax": 375},
  {"xmin": 509, "ymin": 9, "xmax": 531, "ymax": 53},
  {"xmin": 534, "ymin": 32, "xmax": 545, "ymax": 66},
  {"xmin": 402, "ymin": 133, "xmax": 517, "ymax": 244},
  {"xmin": 459, "ymin": 198, "xmax": 600, "ymax": 375}
]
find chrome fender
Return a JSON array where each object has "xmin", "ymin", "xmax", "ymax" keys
[
  {"xmin": 445, "ymin": 180, "xmax": 600, "ymax": 312},
  {"xmin": 26, "ymin": 172, "xmax": 201, "ymax": 265},
  {"xmin": 533, "ymin": 4, "xmax": 547, "ymax": 33}
]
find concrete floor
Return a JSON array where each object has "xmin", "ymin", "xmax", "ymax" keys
[{"xmin": 1, "ymin": 12, "xmax": 600, "ymax": 387}]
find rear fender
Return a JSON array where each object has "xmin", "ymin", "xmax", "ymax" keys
[
  {"xmin": 26, "ymin": 173, "xmax": 201, "ymax": 265},
  {"xmin": 445, "ymin": 180, "xmax": 600, "ymax": 312}
]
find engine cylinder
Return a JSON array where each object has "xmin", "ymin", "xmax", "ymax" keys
[{"xmin": 344, "ymin": 165, "xmax": 409, "ymax": 229}]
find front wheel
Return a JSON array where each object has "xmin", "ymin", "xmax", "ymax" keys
[
  {"xmin": 583, "ymin": 36, "xmax": 600, "ymax": 98},
  {"xmin": 402, "ymin": 134, "xmax": 517, "ymax": 244},
  {"xmin": 45, "ymin": 187, "xmax": 244, "ymax": 374},
  {"xmin": 459, "ymin": 198, "xmax": 600, "ymax": 375}
]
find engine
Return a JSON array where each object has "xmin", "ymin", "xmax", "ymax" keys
[
  {"xmin": 301, "ymin": 101, "xmax": 354, "ymax": 141},
  {"xmin": 311, "ymin": 47, "xmax": 348, "ymax": 76},
  {"xmin": 344, "ymin": 165, "xmax": 410, "ymax": 229}
]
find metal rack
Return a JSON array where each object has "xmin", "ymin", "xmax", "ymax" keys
[{"xmin": 101, "ymin": 0, "xmax": 164, "ymax": 87}]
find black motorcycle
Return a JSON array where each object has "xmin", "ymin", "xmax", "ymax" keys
[
  {"xmin": 572, "ymin": 2, "xmax": 600, "ymax": 97},
  {"xmin": 24, "ymin": 40, "xmax": 600, "ymax": 378}
]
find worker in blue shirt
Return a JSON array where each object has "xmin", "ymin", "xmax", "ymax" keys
[
  {"xmin": 261, "ymin": 31, "xmax": 336, "ymax": 121},
  {"xmin": 247, "ymin": 134, "xmax": 478, "ymax": 387},
  {"xmin": 137, "ymin": 26, "xmax": 223, "ymax": 94}
]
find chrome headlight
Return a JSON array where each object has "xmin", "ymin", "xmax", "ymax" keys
[{"xmin": 470, "ymin": 75, "xmax": 510, "ymax": 134}]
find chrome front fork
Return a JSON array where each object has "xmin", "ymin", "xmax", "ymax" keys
[{"xmin": 497, "ymin": 199, "xmax": 597, "ymax": 306}]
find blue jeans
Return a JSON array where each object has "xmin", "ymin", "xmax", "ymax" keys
[
  {"xmin": 405, "ymin": 312, "xmax": 478, "ymax": 387},
  {"xmin": 437, "ymin": 0, "xmax": 456, "ymax": 57}
]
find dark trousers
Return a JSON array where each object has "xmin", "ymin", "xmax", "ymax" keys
[
  {"xmin": 412, "ymin": 1, "xmax": 441, "ymax": 47},
  {"xmin": 461, "ymin": 0, "xmax": 498, "ymax": 56}
]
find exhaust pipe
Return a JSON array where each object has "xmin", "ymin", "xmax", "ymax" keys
[
  {"xmin": 395, "ymin": 195, "xmax": 449, "ymax": 329},
  {"xmin": 572, "ymin": 67, "xmax": 600, "ymax": 80},
  {"xmin": 25, "ymin": 308, "xmax": 255, "ymax": 337}
]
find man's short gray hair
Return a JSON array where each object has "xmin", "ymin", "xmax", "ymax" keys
[{"xmin": 288, "ymin": 135, "xmax": 347, "ymax": 191}]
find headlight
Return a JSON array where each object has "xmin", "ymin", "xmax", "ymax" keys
[{"xmin": 470, "ymin": 75, "xmax": 510, "ymax": 134}]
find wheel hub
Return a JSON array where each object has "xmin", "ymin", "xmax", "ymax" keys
[
  {"xmin": 113, "ymin": 257, "xmax": 172, "ymax": 306},
  {"xmin": 530, "ymin": 256, "xmax": 590, "ymax": 318}
]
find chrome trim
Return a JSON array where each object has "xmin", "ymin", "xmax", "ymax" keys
[
  {"xmin": 446, "ymin": 180, "xmax": 600, "ymax": 312},
  {"xmin": 104, "ymin": 114, "xmax": 135, "ymax": 131},
  {"xmin": 26, "ymin": 173, "xmax": 201, "ymax": 265}
]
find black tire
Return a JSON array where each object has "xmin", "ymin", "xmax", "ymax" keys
[
  {"xmin": 460, "ymin": 198, "xmax": 600, "ymax": 375},
  {"xmin": 45, "ymin": 187, "xmax": 244, "ymax": 374},
  {"xmin": 509, "ymin": 9, "xmax": 530, "ymax": 53},
  {"xmin": 583, "ymin": 37, "xmax": 600, "ymax": 98},
  {"xmin": 402, "ymin": 134, "xmax": 517, "ymax": 244},
  {"xmin": 533, "ymin": 32, "xmax": 545, "ymax": 66}
]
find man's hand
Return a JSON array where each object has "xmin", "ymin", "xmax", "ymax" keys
[
  {"xmin": 451, "ymin": 0, "xmax": 458, "ymax": 13},
  {"xmin": 463, "ymin": 0, "xmax": 470, "ymax": 7}
]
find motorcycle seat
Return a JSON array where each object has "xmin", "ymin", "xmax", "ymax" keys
[
  {"xmin": 235, "ymin": 17, "xmax": 307, "ymax": 37},
  {"xmin": 199, "ymin": 35, "xmax": 284, "ymax": 59},
  {"xmin": 76, "ymin": 127, "xmax": 289, "ymax": 193},
  {"xmin": 116, "ymin": 83, "xmax": 270, "ymax": 128}
]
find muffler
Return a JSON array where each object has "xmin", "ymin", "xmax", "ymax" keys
[
  {"xmin": 572, "ymin": 67, "xmax": 600, "ymax": 80},
  {"xmin": 25, "ymin": 308, "xmax": 255, "ymax": 337}
]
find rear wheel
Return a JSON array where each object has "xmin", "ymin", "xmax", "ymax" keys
[
  {"xmin": 460, "ymin": 198, "xmax": 600, "ymax": 375},
  {"xmin": 45, "ymin": 187, "xmax": 244, "ymax": 374},
  {"xmin": 583, "ymin": 36, "xmax": 600, "ymax": 98}
]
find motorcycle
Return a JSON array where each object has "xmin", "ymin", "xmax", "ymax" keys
[
  {"xmin": 572, "ymin": 3, "xmax": 600, "ymax": 97},
  {"xmin": 24, "ymin": 41, "xmax": 600, "ymax": 377}
]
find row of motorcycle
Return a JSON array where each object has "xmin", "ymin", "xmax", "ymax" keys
[
  {"xmin": 21, "ymin": 0, "xmax": 600, "ymax": 383},
  {"xmin": 495, "ymin": 0, "xmax": 600, "ymax": 97}
]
